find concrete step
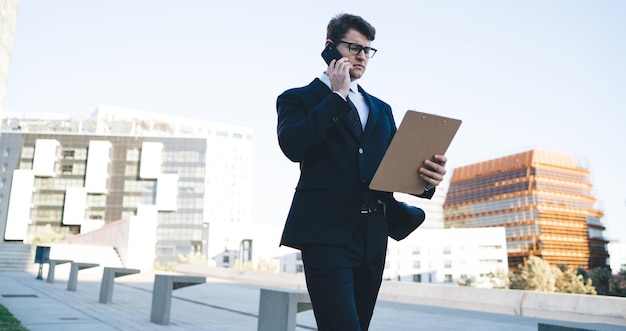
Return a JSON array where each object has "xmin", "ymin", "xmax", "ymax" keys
[
  {"xmin": 0, "ymin": 243, "xmax": 123, "ymax": 271},
  {"xmin": 0, "ymin": 243, "xmax": 34, "ymax": 271}
]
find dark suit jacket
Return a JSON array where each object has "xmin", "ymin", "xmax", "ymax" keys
[{"xmin": 277, "ymin": 78, "xmax": 433, "ymax": 249}]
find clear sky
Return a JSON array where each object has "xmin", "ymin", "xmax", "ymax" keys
[{"xmin": 5, "ymin": 1, "xmax": 626, "ymax": 243}]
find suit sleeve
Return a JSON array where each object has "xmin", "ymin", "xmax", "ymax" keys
[
  {"xmin": 413, "ymin": 188, "xmax": 435, "ymax": 199},
  {"xmin": 277, "ymin": 90, "xmax": 352, "ymax": 162}
]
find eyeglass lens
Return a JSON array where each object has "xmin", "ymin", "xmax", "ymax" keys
[{"xmin": 342, "ymin": 41, "xmax": 376, "ymax": 58}]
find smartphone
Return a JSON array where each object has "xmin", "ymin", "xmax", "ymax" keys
[{"xmin": 321, "ymin": 43, "xmax": 343, "ymax": 65}]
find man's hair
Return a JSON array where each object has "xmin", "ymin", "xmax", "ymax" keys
[{"xmin": 326, "ymin": 13, "xmax": 376, "ymax": 42}]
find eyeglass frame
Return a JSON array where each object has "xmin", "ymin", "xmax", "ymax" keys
[{"xmin": 333, "ymin": 40, "xmax": 378, "ymax": 58}]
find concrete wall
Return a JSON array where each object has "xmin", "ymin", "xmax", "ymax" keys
[
  {"xmin": 175, "ymin": 265, "xmax": 626, "ymax": 327},
  {"xmin": 378, "ymin": 281, "xmax": 625, "ymax": 326}
]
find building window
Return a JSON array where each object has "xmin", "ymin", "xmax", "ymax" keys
[
  {"xmin": 444, "ymin": 274, "xmax": 453, "ymax": 283},
  {"xmin": 241, "ymin": 239, "xmax": 252, "ymax": 262},
  {"xmin": 413, "ymin": 261, "xmax": 421, "ymax": 269},
  {"xmin": 63, "ymin": 150, "xmax": 75, "ymax": 159},
  {"xmin": 127, "ymin": 149, "xmax": 140, "ymax": 161},
  {"xmin": 412, "ymin": 247, "xmax": 420, "ymax": 255},
  {"xmin": 21, "ymin": 147, "xmax": 34, "ymax": 159},
  {"xmin": 62, "ymin": 165, "xmax": 73, "ymax": 174},
  {"xmin": 296, "ymin": 252, "xmax": 302, "ymax": 261},
  {"xmin": 444, "ymin": 260, "xmax": 452, "ymax": 268},
  {"xmin": 413, "ymin": 274, "xmax": 422, "ymax": 282},
  {"xmin": 296, "ymin": 265, "xmax": 303, "ymax": 273},
  {"xmin": 223, "ymin": 255, "xmax": 229, "ymax": 263}
]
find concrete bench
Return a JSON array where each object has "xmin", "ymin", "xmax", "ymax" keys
[
  {"xmin": 66, "ymin": 262, "xmax": 99, "ymax": 291},
  {"xmin": 150, "ymin": 274, "xmax": 206, "ymax": 325},
  {"xmin": 46, "ymin": 259, "xmax": 72, "ymax": 283},
  {"xmin": 98, "ymin": 267, "xmax": 141, "ymax": 304},
  {"xmin": 257, "ymin": 288, "xmax": 313, "ymax": 331}
]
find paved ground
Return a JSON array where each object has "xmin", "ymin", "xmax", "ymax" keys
[{"xmin": 1, "ymin": 268, "xmax": 624, "ymax": 331}]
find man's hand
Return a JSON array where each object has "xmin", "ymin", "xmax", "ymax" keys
[
  {"xmin": 419, "ymin": 154, "xmax": 447, "ymax": 189},
  {"xmin": 328, "ymin": 58, "xmax": 352, "ymax": 98}
]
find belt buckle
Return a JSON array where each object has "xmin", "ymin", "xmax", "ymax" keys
[{"xmin": 361, "ymin": 203, "xmax": 371, "ymax": 214}]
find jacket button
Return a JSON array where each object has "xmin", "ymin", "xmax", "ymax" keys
[
  {"xmin": 358, "ymin": 148, "xmax": 364, "ymax": 154},
  {"xmin": 332, "ymin": 117, "xmax": 338, "ymax": 122}
]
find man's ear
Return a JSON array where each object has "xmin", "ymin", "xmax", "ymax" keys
[{"xmin": 325, "ymin": 39, "xmax": 333, "ymax": 47}]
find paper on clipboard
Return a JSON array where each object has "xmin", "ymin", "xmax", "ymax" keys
[{"xmin": 369, "ymin": 110, "xmax": 462, "ymax": 195}]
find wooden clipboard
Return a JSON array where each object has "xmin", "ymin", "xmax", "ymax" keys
[{"xmin": 369, "ymin": 110, "xmax": 462, "ymax": 194}]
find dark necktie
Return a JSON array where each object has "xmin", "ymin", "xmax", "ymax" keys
[{"xmin": 346, "ymin": 97, "xmax": 363, "ymax": 137}]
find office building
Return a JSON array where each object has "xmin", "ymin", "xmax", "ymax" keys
[
  {"xmin": 443, "ymin": 149, "xmax": 609, "ymax": 270},
  {"xmin": 0, "ymin": 105, "xmax": 252, "ymax": 268},
  {"xmin": 385, "ymin": 227, "xmax": 509, "ymax": 287},
  {"xmin": 608, "ymin": 242, "xmax": 626, "ymax": 274}
]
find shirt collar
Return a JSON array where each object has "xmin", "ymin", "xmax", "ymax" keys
[{"xmin": 320, "ymin": 72, "xmax": 359, "ymax": 93}]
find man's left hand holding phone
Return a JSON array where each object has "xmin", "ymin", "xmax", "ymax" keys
[{"xmin": 321, "ymin": 42, "xmax": 351, "ymax": 98}]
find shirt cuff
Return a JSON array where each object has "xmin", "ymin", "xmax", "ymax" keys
[{"xmin": 333, "ymin": 91, "xmax": 347, "ymax": 101}]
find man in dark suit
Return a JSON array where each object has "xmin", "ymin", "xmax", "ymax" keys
[{"xmin": 276, "ymin": 13, "xmax": 448, "ymax": 330}]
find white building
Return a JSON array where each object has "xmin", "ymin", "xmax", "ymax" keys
[
  {"xmin": 385, "ymin": 227, "xmax": 509, "ymax": 287},
  {"xmin": 0, "ymin": 105, "xmax": 253, "ymax": 269},
  {"xmin": 205, "ymin": 221, "xmax": 299, "ymax": 272},
  {"xmin": 91, "ymin": 105, "xmax": 253, "ymax": 225},
  {"xmin": 608, "ymin": 241, "xmax": 626, "ymax": 274}
]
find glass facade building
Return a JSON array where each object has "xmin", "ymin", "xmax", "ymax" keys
[
  {"xmin": 443, "ymin": 149, "xmax": 609, "ymax": 270},
  {"xmin": 0, "ymin": 105, "xmax": 253, "ymax": 268}
]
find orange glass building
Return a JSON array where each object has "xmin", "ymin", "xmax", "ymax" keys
[{"xmin": 443, "ymin": 149, "xmax": 609, "ymax": 270}]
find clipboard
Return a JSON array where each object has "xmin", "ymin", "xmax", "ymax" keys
[{"xmin": 369, "ymin": 110, "xmax": 462, "ymax": 195}]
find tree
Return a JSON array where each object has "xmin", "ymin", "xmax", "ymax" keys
[
  {"xmin": 579, "ymin": 267, "xmax": 626, "ymax": 297},
  {"xmin": 554, "ymin": 267, "xmax": 596, "ymax": 295},
  {"xmin": 509, "ymin": 256, "xmax": 555, "ymax": 292},
  {"xmin": 610, "ymin": 272, "xmax": 626, "ymax": 297},
  {"xmin": 509, "ymin": 256, "xmax": 596, "ymax": 295},
  {"xmin": 586, "ymin": 268, "xmax": 611, "ymax": 295}
]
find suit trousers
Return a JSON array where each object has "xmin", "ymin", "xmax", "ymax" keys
[{"xmin": 301, "ymin": 212, "xmax": 388, "ymax": 331}]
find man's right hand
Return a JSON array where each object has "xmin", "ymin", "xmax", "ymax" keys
[{"xmin": 327, "ymin": 58, "xmax": 352, "ymax": 98}]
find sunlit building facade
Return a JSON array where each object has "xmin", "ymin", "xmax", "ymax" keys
[
  {"xmin": 384, "ymin": 227, "xmax": 509, "ymax": 287},
  {"xmin": 0, "ymin": 105, "xmax": 253, "ymax": 267},
  {"xmin": 443, "ymin": 149, "xmax": 609, "ymax": 270}
]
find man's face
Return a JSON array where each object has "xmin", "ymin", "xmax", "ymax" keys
[{"xmin": 334, "ymin": 29, "xmax": 371, "ymax": 81}]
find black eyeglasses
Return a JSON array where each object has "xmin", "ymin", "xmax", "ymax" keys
[{"xmin": 335, "ymin": 40, "xmax": 377, "ymax": 58}]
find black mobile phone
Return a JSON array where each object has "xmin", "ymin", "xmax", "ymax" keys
[{"xmin": 321, "ymin": 43, "xmax": 342, "ymax": 65}]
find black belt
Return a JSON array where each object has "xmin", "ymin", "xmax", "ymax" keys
[{"xmin": 361, "ymin": 201, "xmax": 385, "ymax": 214}]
